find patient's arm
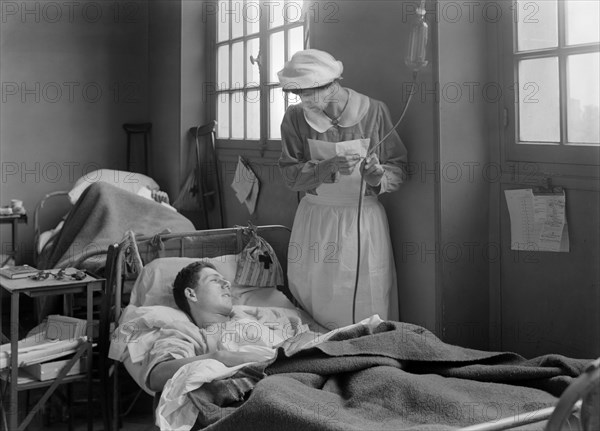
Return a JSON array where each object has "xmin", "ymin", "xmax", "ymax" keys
[{"xmin": 147, "ymin": 350, "xmax": 268, "ymax": 392}]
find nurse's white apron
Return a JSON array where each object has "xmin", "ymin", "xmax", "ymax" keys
[{"xmin": 287, "ymin": 138, "xmax": 397, "ymax": 329}]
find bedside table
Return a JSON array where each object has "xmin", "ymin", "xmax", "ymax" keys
[
  {"xmin": 0, "ymin": 270, "xmax": 104, "ymax": 431},
  {"xmin": 0, "ymin": 213, "xmax": 27, "ymax": 267}
]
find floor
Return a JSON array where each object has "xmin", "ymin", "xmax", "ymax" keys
[
  {"xmin": 9, "ymin": 373, "xmax": 157, "ymax": 431},
  {"xmin": 36, "ymin": 410, "xmax": 156, "ymax": 431}
]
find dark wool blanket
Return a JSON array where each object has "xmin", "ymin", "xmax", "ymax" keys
[
  {"xmin": 38, "ymin": 181, "xmax": 195, "ymax": 272},
  {"xmin": 190, "ymin": 321, "xmax": 590, "ymax": 431}
]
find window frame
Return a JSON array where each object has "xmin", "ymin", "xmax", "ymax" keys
[
  {"xmin": 207, "ymin": 0, "xmax": 308, "ymax": 154},
  {"xmin": 499, "ymin": 0, "xmax": 600, "ymax": 169}
]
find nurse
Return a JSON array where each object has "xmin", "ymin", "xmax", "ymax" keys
[{"xmin": 277, "ymin": 49, "xmax": 408, "ymax": 329}]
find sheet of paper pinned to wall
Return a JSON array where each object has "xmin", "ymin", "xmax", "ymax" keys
[
  {"xmin": 504, "ymin": 187, "xmax": 569, "ymax": 252},
  {"xmin": 230, "ymin": 156, "xmax": 260, "ymax": 214}
]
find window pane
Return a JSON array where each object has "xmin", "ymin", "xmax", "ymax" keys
[
  {"xmin": 518, "ymin": 57, "xmax": 560, "ymax": 142},
  {"xmin": 246, "ymin": 90, "xmax": 260, "ymax": 139},
  {"xmin": 245, "ymin": 1, "xmax": 260, "ymax": 35},
  {"xmin": 269, "ymin": 87, "xmax": 285, "ymax": 139},
  {"xmin": 232, "ymin": 42, "xmax": 244, "ymax": 89},
  {"xmin": 232, "ymin": 92, "xmax": 245, "ymax": 139},
  {"xmin": 566, "ymin": 0, "xmax": 600, "ymax": 45},
  {"xmin": 217, "ymin": 1, "xmax": 229, "ymax": 42},
  {"xmin": 288, "ymin": 26, "xmax": 304, "ymax": 59},
  {"xmin": 516, "ymin": 0, "xmax": 558, "ymax": 51},
  {"xmin": 217, "ymin": 93, "xmax": 230, "ymax": 138},
  {"xmin": 567, "ymin": 53, "xmax": 600, "ymax": 144},
  {"xmin": 287, "ymin": 91, "xmax": 301, "ymax": 107},
  {"xmin": 231, "ymin": 1, "xmax": 244, "ymax": 39},
  {"xmin": 217, "ymin": 45, "xmax": 230, "ymax": 89},
  {"xmin": 269, "ymin": 2, "xmax": 284, "ymax": 28},
  {"xmin": 285, "ymin": 1, "xmax": 305, "ymax": 24},
  {"xmin": 246, "ymin": 38, "xmax": 260, "ymax": 86},
  {"xmin": 269, "ymin": 31, "xmax": 285, "ymax": 83}
]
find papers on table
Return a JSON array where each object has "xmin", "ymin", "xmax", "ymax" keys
[
  {"xmin": 0, "ymin": 315, "xmax": 88, "ymax": 370},
  {"xmin": 0, "ymin": 336, "xmax": 86, "ymax": 370}
]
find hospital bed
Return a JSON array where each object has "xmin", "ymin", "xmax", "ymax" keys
[
  {"xmin": 103, "ymin": 225, "xmax": 307, "ymax": 430},
  {"xmin": 104, "ymin": 225, "xmax": 598, "ymax": 431},
  {"xmin": 33, "ymin": 169, "xmax": 194, "ymax": 274}
]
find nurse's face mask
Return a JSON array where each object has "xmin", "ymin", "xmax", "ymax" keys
[{"xmin": 296, "ymin": 85, "xmax": 335, "ymax": 112}]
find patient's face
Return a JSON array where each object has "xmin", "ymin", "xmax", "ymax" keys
[{"xmin": 191, "ymin": 268, "xmax": 233, "ymax": 314}]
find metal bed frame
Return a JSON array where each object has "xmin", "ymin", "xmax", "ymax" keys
[{"xmin": 99, "ymin": 226, "xmax": 598, "ymax": 431}]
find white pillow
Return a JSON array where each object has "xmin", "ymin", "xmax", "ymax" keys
[
  {"xmin": 129, "ymin": 255, "xmax": 239, "ymax": 308},
  {"xmin": 129, "ymin": 256, "xmax": 296, "ymax": 310},
  {"xmin": 68, "ymin": 169, "xmax": 160, "ymax": 204},
  {"xmin": 233, "ymin": 286, "xmax": 295, "ymax": 309}
]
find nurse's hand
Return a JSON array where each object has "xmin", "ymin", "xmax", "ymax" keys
[
  {"xmin": 361, "ymin": 154, "xmax": 384, "ymax": 187},
  {"xmin": 329, "ymin": 153, "xmax": 361, "ymax": 175},
  {"xmin": 276, "ymin": 331, "xmax": 321, "ymax": 355}
]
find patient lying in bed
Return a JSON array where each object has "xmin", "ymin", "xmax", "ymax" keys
[
  {"xmin": 144, "ymin": 261, "xmax": 315, "ymax": 392},
  {"xmin": 111, "ymin": 261, "xmax": 332, "ymax": 430},
  {"xmin": 115, "ymin": 260, "xmax": 593, "ymax": 431}
]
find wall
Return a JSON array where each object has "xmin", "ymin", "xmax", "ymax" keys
[
  {"xmin": 498, "ymin": 187, "xmax": 600, "ymax": 358},
  {"xmin": 180, "ymin": 0, "xmax": 210, "ymax": 192},
  {"xmin": 147, "ymin": 0, "xmax": 182, "ymax": 197},
  {"xmin": 436, "ymin": 2, "xmax": 491, "ymax": 349},
  {"xmin": 0, "ymin": 0, "xmax": 149, "ymax": 263},
  {"xmin": 147, "ymin": 0, "xmax": 221, "ymax": 230}
]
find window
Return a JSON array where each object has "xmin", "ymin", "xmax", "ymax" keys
[
  {"xmin": 501, "ymin": 0, "xmax": 599, "ymax": 165},
  {"xmin": 209, "ymin": 0, "xmax": 307, "ymax": 151}
]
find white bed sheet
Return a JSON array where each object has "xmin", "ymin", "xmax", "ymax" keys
[
  {"xmin": 156, "ymin": 315, "xmax": 384, "ymax": 431},
  {"xmin": 110, "ymin": 285, "xmax": 324, "ymax": 395}
]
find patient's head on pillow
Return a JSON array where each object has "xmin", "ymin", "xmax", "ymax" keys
[{"xmin": 173, "ymin": 261, "xmax": 233, "ymax": 327}]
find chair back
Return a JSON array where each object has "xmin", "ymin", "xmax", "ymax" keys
[{"xmin": 190, "ymin": 121, "xmax": 224, "ymax": 228}]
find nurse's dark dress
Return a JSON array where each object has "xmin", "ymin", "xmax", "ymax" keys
[{"xmin": 279, "ymin": 88, "xmax": 408, "ymax": 329}]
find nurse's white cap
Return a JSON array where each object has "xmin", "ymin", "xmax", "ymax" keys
[{"xmin": 277, "ymin": 49, "xmax": 344, "ymax": 92}]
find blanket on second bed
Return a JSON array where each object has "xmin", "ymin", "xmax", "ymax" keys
[
  {"xmin": 37, "ymin": 181, "xmax": 195, "ymax": 272},
  {"xmin": 190, "ymin": 321, "xmax": 589, "ymax": 431}
]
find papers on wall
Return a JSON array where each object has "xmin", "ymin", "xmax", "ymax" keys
[
  {"xmin": 231, "ymin": 156, "xmax": 260, "ymax": 214},
  {"xmin": 504, "ymin": 187, "xmax": 569, "ymax": 252}
]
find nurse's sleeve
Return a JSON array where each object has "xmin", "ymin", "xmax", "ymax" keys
[
  {"xmin": 278, "ymin": 108, "xmax": 336, "ymax": 192},
  {"xmin": 373, "ymin": 102, "xmax": 408, "ymax": 194}
]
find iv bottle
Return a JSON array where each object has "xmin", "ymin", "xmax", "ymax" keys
[{"xmin": 405, "ymin": 5, "xmax": 429, "ymax": 72}]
